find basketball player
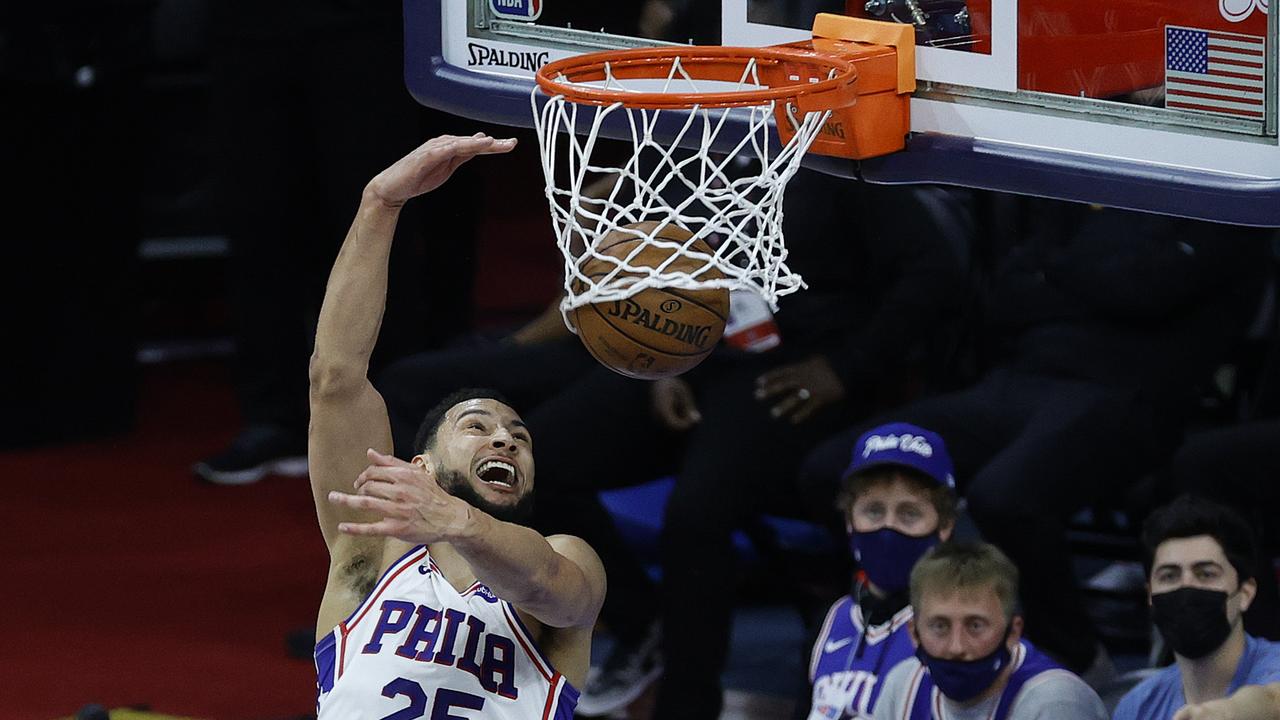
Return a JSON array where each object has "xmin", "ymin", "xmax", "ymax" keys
[
  {"xmin": 307, "ymin": 133, "xmax": 607, "ymax": 718},
  {"xmin": 809, "ymin": 422, "xmax": 957, "ymax": 719}
]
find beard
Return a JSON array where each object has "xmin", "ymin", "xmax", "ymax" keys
[{"xmin": 436, "ymin": 467, "xmax": 535, "ymax": 525}]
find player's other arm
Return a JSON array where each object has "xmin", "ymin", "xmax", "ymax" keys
[
  {"xmin": 454, "ymin": 518, "xmax": 606, "ymax": 629},
  {"xmin": 332, "ymin": 451, "xmax": 605, "ymax": 629}
]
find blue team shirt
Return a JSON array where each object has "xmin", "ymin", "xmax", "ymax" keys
[
  {"xmin": 1113, "ymin": 634, "xmax": 1280, "ymax": 720},
  {"xmin": 809, "ymin": 594, "xmax": 916, "ymax": 719}
]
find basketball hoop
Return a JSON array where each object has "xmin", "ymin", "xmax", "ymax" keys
[{"xmin": 532, "ymin": 45, "xmax": 862, "ymax": 319}]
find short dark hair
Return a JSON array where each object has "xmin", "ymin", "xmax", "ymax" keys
[
  {"xmin": 837, "ymin": 465, "xmax": 957, "ymax": 528},
  {"xmin": 412, "ymin": 388, "xmax": 513, "ymax": 455},
  {"xmin": 1141, "ymin": 494, "xmax": 1259, "ymax": 583}
]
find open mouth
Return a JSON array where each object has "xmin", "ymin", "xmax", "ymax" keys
[{"xmin": 476, "ymin": 459, "xmax": 517, "ymax": 490}]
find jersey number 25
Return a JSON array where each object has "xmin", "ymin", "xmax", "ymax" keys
[{"xmin": 381, "ymin": 677, "xmax": 484, "ymax": 720}]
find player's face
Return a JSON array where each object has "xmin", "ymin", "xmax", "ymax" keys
[
  {"xmin": 914, "ymin": 586, "xmax": 1021, "ymax": 661},
  {"xmin": 428, "ymin": 399, "xmax": 535, "ymax": 518},
  {"xmin": 849, "ymin": 477, "xmax": 947, "ymax": 539}
]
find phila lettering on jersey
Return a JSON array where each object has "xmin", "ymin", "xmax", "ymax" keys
[
  {"xmin": 314, "ymin": 545, "xmax": 579, "ymax": 719},
  {"xmin": 809, "ymin": 594, "xmax": 916, "ymax": 719}
]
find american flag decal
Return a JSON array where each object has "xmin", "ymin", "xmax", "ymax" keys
[{"xmin": 1165, "ymin": 25, "xmax": 1266, "ymax": 120}]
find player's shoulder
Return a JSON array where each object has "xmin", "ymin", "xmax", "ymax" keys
[
  {"xmin": 544, "ymin": 533, "xmax": 606, "ymax": 596},
  {"xmin": 545, "ymin": 533, "xmax": 604, "ymax": 573},
  {"xmin": 545, "ymin": 532, "xmax": 594, "ymax": 554}
]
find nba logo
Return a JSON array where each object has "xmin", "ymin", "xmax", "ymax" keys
[{"xmin": 489, "ymin": 0, "xmax": 541, "ymax": 21}]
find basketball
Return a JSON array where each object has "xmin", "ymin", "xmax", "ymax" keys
[{"xmin": 569, "ymin": 221, "xmax": 730, "ymax": 380}]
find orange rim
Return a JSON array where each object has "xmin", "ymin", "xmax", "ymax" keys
[{"xmin": 535, "ymin": 45, "xmax": 859, "ymax": 112}]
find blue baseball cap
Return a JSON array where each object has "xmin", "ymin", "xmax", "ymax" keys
[{"xmin": 845, "ymin": 422, "xmax": 956, "ymax": 489}]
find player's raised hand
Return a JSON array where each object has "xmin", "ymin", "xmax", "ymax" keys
[
  {"xmin": 328, "ymin": 448, "xmax": 474, "ymax": 544},
  {"xmin": 366, "ymin": 133, "xmax": 517, "ymax": 209}
]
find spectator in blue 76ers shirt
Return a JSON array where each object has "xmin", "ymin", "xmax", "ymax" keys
[{"xmin": 808, "ymin": 422, "xmax": 958, "ymax": 719}]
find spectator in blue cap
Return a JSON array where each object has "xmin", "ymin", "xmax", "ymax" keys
[{"xmin": 808, "ymin": 422, "xmax": 958, "ymax": 719}]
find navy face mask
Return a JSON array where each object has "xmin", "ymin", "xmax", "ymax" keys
[
  {"xmin": 850, "ymin": 527, "xmax": 941, "ymax": 594},
  {"xmin": 915, "ymin": 632, "xmax": 1013, "ymax": 703}
]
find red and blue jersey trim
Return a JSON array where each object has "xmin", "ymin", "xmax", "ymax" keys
[
  {"xmin": 325, "ymin": 545, "xmax": 430, "ymax": 680},
  {"xmin": 500, "ymin": 601, "xmax": 579, "ymax": 717}
]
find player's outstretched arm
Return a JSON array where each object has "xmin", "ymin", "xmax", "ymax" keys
[
  {"xmin": 330, "ymin": 450, "xmax": 607, "ymax": 629},
  {"xmin": 309, "ymin": 134, "xmax": 517, "ymax": 552}
]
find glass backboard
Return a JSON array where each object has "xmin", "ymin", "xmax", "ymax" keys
[{"xmin": 405, "ymin": 0, "xmax": 1279, "ymax": 226}]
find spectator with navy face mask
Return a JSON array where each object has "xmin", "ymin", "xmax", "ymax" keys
[
  {"xmin": 1112, "ymin": 495, "xmax": 1280, "ymax": 720},
  {"xmin": 808, "ymin": 422, "xmax": 959, "ymax": 719},
  {"xmin": 873, "ymin": 542, "xmax": 1107, "ymax": 720}
]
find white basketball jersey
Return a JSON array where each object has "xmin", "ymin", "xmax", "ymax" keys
[{"xmin": 315, "ymin": 545, "xmax": 579, "ymax": 719}]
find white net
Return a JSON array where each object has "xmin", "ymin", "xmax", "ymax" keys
[{"xmin": 532, "ymin": 53, "xmax": 835, "ymax": 321}]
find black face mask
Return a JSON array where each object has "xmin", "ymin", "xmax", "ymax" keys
[{"xmin": 1150, "ymin": 587, "xmax": 1234, "ymax": 660}]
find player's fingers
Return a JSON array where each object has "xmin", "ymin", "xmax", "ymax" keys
[
  {"xmin": 475, "ymin": 137, "xmax": 517, "ymax": 154},
  {"xmin": 438, "ymin": 134, "xmax": 507, "ymax": 152},
  {"xmin": 328, "ymin": 491, "xmax": 400, "ymax": 516},
  {"xmin": 448, "ymin": 138, "xmax": 518, "ymax": 166},
  {"xmin": 337, "ymin": 519, "xmax": 404, "ymax": 537},
  {"xmin": 414, "ymin": 135, "xmax": 475, "ymax": 163},
  {"xmin": 354, "ymin": 479, "xmax": 401, "ymax": 500},
  {"xmin": 357, "ymin": 463, "xmax": 423, "ymax": 486},
  {"xmin": 363, "ymin": 472, "xmax": 433, "ymax": 501},
  {"xmin": 367, "ymin": 448, "xmax": 413, "ymax": 468},
  {"xmin": 355, "ymin": 466, "xmax": 399, "ymax": 490},
  {"xmin": 414, "ymin": 135, "xmax": 467, "ymax": 156}
]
